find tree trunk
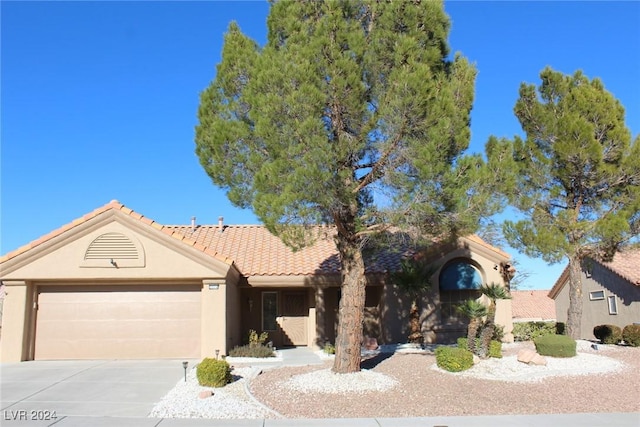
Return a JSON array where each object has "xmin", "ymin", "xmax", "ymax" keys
[
  {"xmin": 408, "ymin": 299, "xmax": 422, "ymax": 344},
  {"xmin": 332, "ymin": 234, "xmax": 367, "ymax": 374},
  {"xmin": 467, "ymin": 319, "xmax": 480, "ymax": 355},
  {"xmin": 566, "ymin": 255, "xmax": 584, "ymax": 340}
]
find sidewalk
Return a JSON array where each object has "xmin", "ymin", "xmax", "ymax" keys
[{"xmin": 1, "ymin": 412, "xmax": 638, "ymax": 426}]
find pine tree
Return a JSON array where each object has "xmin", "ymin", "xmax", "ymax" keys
[
  {"xmin": 487, "ymin": 68, "xmax": 640, "ymax": 339},
  {"xmin": 196, "ymin": 1, "xmax": 493, "ymax": 373}
]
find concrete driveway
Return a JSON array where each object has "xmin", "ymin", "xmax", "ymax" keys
[{"xmin": 1, "ymin": 359, "xmax": 195, "ymax": 421}]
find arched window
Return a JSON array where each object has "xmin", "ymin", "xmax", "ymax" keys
[{"xmin": 439, "ymin": 259, "xmax": 483, "ymax": 323}]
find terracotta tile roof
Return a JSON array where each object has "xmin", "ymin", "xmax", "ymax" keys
[
  {"xmin": 599, "ymin": 248, "xmax": 640, "ymax": 286},
  {"xmin": 0, "ymin": 200, "xmax": 234, "ymax": 266},
  {"xmin": 166, "ymin": 224, "xmax": 405, "ymax": 276},
  {"xmin": 1, "ymin": 200, "xmax": 510, "ymax": 279},
  {"xmin": 511, "ymin": 290, "xmax": 556, "ymax": 320},
  {"xmin": 464, "ymin": 234, "xmax": 511, "ymax": 259},
  {"xmin": 548, "ymin": 247, "xmax": 640, "ymax": 298}
]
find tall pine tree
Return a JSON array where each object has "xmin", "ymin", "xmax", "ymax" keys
[
  {"xmin": 487, "ymin": 68, "xmax": 640, "ymax": 339},
  {"xmin": 196, "ymin": 1, "xmax": 493, "ymax": 372}
]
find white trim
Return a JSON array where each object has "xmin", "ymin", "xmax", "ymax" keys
[
  {"xmin": 607, "ymin": 295, "xmax": 618, "ymax": 315},
  {"xmin": 589, "ymin": 290, "xmax": 605, "ymax": 301}
]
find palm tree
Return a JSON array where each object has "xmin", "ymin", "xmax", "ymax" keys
[
  {"xmin": 392, "ymin": 255, "xmax": 436, "ymax": 344},
  {"xmin": 477, "ymin": 283, "xmax": 511, "ymax": 358},
  {"xmin": 456, "ymin": 299, "xmax": 488, "ymax": 355},
  {"xmin": 481, "ymin": 282, "xmax": 511, "ymax": 323}
]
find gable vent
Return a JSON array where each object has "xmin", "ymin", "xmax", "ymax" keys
[{"xmin": 85, "ymin": 232, "xmax": 139, "ymax": 260}]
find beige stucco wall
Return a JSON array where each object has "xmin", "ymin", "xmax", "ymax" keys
[
  {"xmin": 0, "ymin": 214, "xmax": 235, "ymax": 362},
  {"xmin": 379, "ymin": 238, "xmax": 513, "ymax": 345},
  {"xmin": 0, "ymin": 281, "xmax": 30, "ymax": 361},
  {"xmin": 1, "ymin": 220, "xmax": 228, "ymax": 280}
]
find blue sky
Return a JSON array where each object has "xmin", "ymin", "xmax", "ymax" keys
[{"xmin": 2, "ymin": 1, "xmax": 639, "ymax": 290}]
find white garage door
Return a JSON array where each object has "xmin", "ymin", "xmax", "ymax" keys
[{"xmin": 34, "ymin": 285, "xmax": 201, "ymax": 360}]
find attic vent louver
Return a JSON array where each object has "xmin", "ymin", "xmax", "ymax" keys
[
  {"xmin": 81, "ymin": 232, "xmax": 145, "ymax": 268},
  {"xmin": 85, "ymin": 232, "xmax": 138, "ymax": 259}
]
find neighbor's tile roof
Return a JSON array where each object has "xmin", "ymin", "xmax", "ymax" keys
[
  {"xmin": 511, "ymin": 290, "xmax": 556, "ymax": 320},
  {"xmin": 548, "ymin": 248, "xmax": 640, "ymax": 298},
  {"xmin": 1, "ymin": 200, "xmax": 509, "ymax": 278},
  {"xmin": 600, "ymin": 249, "xmax": 640, "ymax": 286}
]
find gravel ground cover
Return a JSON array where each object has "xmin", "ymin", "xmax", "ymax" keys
[{"xmin": 150, "ymin": 341, "xmax": 639, "ymax": 420}]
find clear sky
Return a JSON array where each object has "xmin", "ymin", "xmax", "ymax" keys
[{"xmin": 2, "ymin": 1, "xmax": 639, "ymax": 290}]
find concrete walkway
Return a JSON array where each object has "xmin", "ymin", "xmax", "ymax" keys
[{"xmin": 0, "ymin": 412, "xmax": 637, "ymax": 426}]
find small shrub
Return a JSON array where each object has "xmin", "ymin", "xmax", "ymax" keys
[
  {"xmin": 593, "ymin": 324, "xmax": 622, "ymax": 344},
  {"xmin": 512, "ymin": 321, "xmax": 557, "ymax": 341},
  {"xmin": 228, "ymin": 344, "xmax": 275, "ymax": 358},
  {"xmin": 323, "ymin": 343, "xmax": 335, "ymax": 354},
  {"xmin": 248, "ymin": 329, "xmax": 269, "ymax": 348},
  {"xmin": 622, "ymin": 324, "xmax": 640, "ymax": 347},
  {"xmin": 555, "ymin": 322, "xmax": 566, "ymax": 335},
  {"xmin": 457, "ymin": 337, "xmax": 468, "ymax": 349},
  {"xmin": 196, "ymin": 358, "xmax": 232, "ymax": 387},
  {"xmin": 435, "ymin": 346, "xmax": 474, "ymax": 372},
  {"xmin": 489, "ymin": 340, "xmax": 502, "ymax": 358},
  {"xmin": 457, "ymin": 337, "xmax": 481, "ymax": 351},
  {"xmin": 534, "ymin": 334, "xmax": 576, "ymax": 358}
]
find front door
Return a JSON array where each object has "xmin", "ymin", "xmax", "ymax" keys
[{"xmin": 278, "ymin": 292, "xmax": 308, "ymax": 346}]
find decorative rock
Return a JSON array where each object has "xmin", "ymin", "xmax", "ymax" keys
[
  {"xmin": 517, "ymin": 349, "xmax": 537, "ymax": 364},
  {"xmin": 473, "ymin": 355, "xmax": 480, "ymax": 365},
  {"xmin": 198, "ymin": 390, "xmax": 214, "ymax": 399},
  {"xmin": 363, "ymin": 336, "xmax": 379, "ymax": 350},
  {"xmin": 531, "ymin": 354, "xmax": 548, "ymax": 366},
  {"xmin": 517, "ymin": 349, "xmax": 548, "ymax": 366}
]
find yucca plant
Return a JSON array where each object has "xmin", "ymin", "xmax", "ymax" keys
[
  {"xmin": 456, "ymin": 299, "xmax": 488, "ymax": 356},
  {"xmin": 477, "ymin": 283, "xmax": 511, "ymax": 358}
]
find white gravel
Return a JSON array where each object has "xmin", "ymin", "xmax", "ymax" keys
[
  {"xmin": 149, "ymin": 366, "xmax": 275, "ymax": 419},
  {"xmin": 283, "ymin": 368, "xmax": 398, "ymax": 394},
  {"xmin": 432, "ymin": 351, "xmax": 624, "ymax": 383},
  {"xmin": 150, "ymin": 340, "xmax": 634, "ymax": 419}
]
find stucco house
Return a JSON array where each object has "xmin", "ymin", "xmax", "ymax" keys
[
  {"xmin": 0, "ymin": 200, "xmax": 512, "ymax": 362},
  {"xmin": 549, "ymin": 249, "xmax": 640, "ymax": 340}
]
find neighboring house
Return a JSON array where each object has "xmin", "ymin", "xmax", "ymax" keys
[
  {"xmin": 511, "ymin": 290, "xmax": 556, "ymax": 323},
  {"xmin": 549, "ymin": 249, "xmax": 640, "ymax": 340},
  {"xmin": 0, "ymin": 200, "xmax": 512, "ymax": 362}
]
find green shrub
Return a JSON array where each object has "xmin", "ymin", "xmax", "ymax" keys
[
  {"xmin": 489, "ymin": 340, "xmax": 502, "ymax": 358},
  {"xmin": 512, "ymin": 321, "xmax": 557, "ymax": 341},
  {"xmin": 555, "ymin": 322, "xmax": 566, "ymax": 335},
  {"xmin": 435, "ymin": 346, "xmax": 474, "ymax": 372},
  {"xmin": 196, "ymin": 358, "xmax": 232, "ymax": 387},
  {"xmin": 457, "ymin": 337, "xmax": 468, "ymax": 349},
  {"xmin": 323, "ymin": 343, "xmax": 335, "ymax": 354},
  {"xmin": 228, "ymin": 344, "xmax": 275, "ymax": 358},
  {"xmin": 534, "ymin": 334, "xmax": 576, "ymax": 358},
  {"xmin": 457, "ymin": 337, "xmax": 481, "ymax": 350},
  {"xmin": 622, "ymin": 324, "xmax": 640, "ymax": 347},
  {"xmin": 593, "ymin": 324, "xmax": 623, "ymax": 344}
]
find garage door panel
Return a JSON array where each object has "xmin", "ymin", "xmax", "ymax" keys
[{"xmin": 35, "ymin": 285, "xmax": 201, "ymax": 360}]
